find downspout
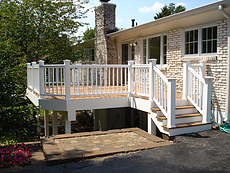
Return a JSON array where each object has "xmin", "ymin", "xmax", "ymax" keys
[{"xmin": 219, "ymin": 5, "xmax": 230, "ymax": 122}]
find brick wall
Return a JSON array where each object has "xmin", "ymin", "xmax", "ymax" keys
[
  {"xmin": 206, "ymin": 19, "xmax": 228, "ymax": 122},
  {"xmin": 166, "ymin": 29, "xmax": 183, "ymax": 94}
]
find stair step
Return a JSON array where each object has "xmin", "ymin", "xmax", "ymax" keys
[
  {"xmin": 162, "ymin": 121, "xmax": 211, "ymax": 129},
  {"xmin": 156, "ymin": 113, "xmax": 201, "ymax": 120},
  {"xmin": 151, "ymin": 105, "xmax": 195, "ymax": 112}
]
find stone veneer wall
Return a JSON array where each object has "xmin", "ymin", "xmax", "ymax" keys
[
  {"xmin": 134, "ymin": 38, "xmax": 142, "ymax": 65},
  {"xmin": 166, "ymin": 29, "xmax": 183, "ymax": 94},
  {"xmin": 164, "ymin": 21, "xmax": 228, "ymax": 122},
  {"xmin": 95, "ymin": 3, "xmax": 117, "ymax": 65},
  {"xmin": 206, "ymin": 19, "xmax": 228, "ymax": 121}
]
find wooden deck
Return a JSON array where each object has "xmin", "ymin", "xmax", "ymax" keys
[{"xmin": 30, "ymin": 85, "xmax": 182, "ymax": 100}]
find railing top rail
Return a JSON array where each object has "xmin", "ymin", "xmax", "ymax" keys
[
  {"xmin": 70, "ymin": 64, "xmax": 129, "ymax": 68},
  {"xmin": 132, "ymin": 64, "xmax": 149, "ymax": 68},
  {"xmin": 41, "ymin": 64, "xmax": 65, "ymax": 68},
  {"xmin": 153, "ymin": 66, "xmax": 169, "ymax": 84},
  {"xmin": 188, "ymin": 66, "xmax": 205, "ymax": 84}
]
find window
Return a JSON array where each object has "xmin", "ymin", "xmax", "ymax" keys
[
  {"xmin": 142, "ymin": 34, "xmax": 167, "ymax": 65},
  {"xmin": 163, "ymin": 35, "xmax": 167, "ymax": 64},
  {"xmin": 131, "ymin": 45, "xmax": 135, "ymax": 60},
  {"xmin": 184, "ymin": 24, "xmax": 217, "ymax": 56},
  {"xmin": 143, "ymin": 39, "xmax": 147, "ymax": 64},
  {"xmin": 185, "ymin": 30, "xmax": 198, "ymax": 54},
  {"xmin": 84, "ymin": 48, "xmax": 94, "ymax": 62},
  {"xmin": 202, "ymin": 26, "xmax": 217, "ymax": 53},
  {"xmin": 149, "ymin": 36, "xmax": 161, "ymax": 64}
]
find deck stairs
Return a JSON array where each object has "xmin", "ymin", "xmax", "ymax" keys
[{"xmin": 150, "ymin": 99, "xmax": 212, "ymax": 136}]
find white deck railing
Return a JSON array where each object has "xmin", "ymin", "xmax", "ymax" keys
[
  {"xmin": 183, "ymin": 60, "xmax": 213, "ymax": 123},
  {"xmin": 132, "ymin": 64, "xmax": 150, "ymax": 97},
  {"xmin": 27, "ymin": 59, "xmax": 176, "ymax": 128},
  {"xmin": 70, "ymin": 64, "xmax": 129, "ymax": 96}
]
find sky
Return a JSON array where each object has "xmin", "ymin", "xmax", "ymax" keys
[{"xmin": 77, "ymin": 0, "xmax": 221, "ymax": 37}]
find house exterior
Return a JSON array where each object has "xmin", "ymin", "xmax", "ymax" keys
[
  {"xmin": 26, "ymin": 0, "xmax": 230, "ymax": 137},
  {"xmin": 94, "ymin": 0, "xmax": 230, "ymax": 124}
]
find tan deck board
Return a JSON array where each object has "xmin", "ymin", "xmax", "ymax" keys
[
  {"xmin": 162, "ymin": 122, "xmax": 212, "ymax": 129},
  {"xmin": 156, "ymin": 113, "xmax": 202, "ymax": 120},
  {"xmin": 30, "ymin": 85, "xmax": 182, "ymax": 100}
]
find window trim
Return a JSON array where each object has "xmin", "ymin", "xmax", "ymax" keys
[
  {"xmin": 182, "ymin": 22, "xmax": 217, "ymax": 57},
  {"xmin": 84, "ymin": 48, "xmax": 95, "ymax": 62},
  {"xmin": 142, "ymin": 33, "xmax": 167, "ymax": 66}
]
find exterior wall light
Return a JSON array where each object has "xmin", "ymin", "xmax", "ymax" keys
[{"xmin": 130, "ymin": 42, "xmax": 138, "ymax": 46}]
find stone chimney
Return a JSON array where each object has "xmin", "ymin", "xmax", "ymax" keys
[{"xmin": 95, "ymin": 1, "xmax": 117, "ymax": 64}]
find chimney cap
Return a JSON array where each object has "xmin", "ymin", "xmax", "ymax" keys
[{"xmin": 100, "ymin": 0, "xmax": 110, "ymax": 2}]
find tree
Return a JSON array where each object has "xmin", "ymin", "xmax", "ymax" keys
[
  {"xmin": 0, "ymin": 0, "xmax": 89, "ymax": 141},
  {"xmin": 82, "ymin": 27, "xmax": 120, "ymax": 41},
  {"xmin": 154, "ymin": 3, "xmax": 186, "ymax": 20},
  {"xmin": 82, "ymin": 28, "xmax": 95, "ymax": 41}
]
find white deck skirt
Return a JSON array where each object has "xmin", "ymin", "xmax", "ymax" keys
[{"xmin": 38, "ymin": 97, "xmax": 130, "ymax": 111}]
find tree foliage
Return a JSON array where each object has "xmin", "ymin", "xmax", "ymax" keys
[
  {"xmin": 82, "ymin": 28, "xmax": 95, "ymax": 41},
  {"xmin": 154, "ymin": 3, "xmax": 186, "ymax": 20},
  {"xmin": 0, "ymin": 0, "xmax": 88, "ymax": 141},
  {"xmin": 82, "ymin": 27, "xmax": 120, "ymax": 42}
]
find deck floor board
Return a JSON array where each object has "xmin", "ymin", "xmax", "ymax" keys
[{"xmin": 30, "ymin": 85, "xmax": 182, "ymax": 100}]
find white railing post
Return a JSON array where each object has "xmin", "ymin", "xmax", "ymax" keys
[
  {"xmin": 64, "ymin": 60, "xmax": 71, "ymax": 100},
  {"xmin": 183, "ymin": 60, "xmax": 190, "ymax": 99},
  {"xmin": 167, "ymin": 78, "xmax": 176, "ymax": 128},
  {"xmin": 128, "ymin": 60, "xmax": 134, "ymax": 96},
  {"xmin": 31, "ymin": 62, "xmax": 37, "ymax": 93},
  {"xmin": 27, "ymin": 63, "xmax": 31, "ymax": 89},
  {"xmin": 149, "ymin": 59, "xmax": 157, "ymax": 101},
  {"xmin": 38, "ymin": 60, "xmax": 45, "ymax": 99},
  {"xmin": 200, "ymin": 60, "xmax": 206, "ymax": 77},
  {"xmin": 202, "ymin": 76, "xmax": 214, "ymax": 123}
]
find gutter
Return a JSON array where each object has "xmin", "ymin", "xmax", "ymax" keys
[{"xmin": 219, "ymin": 5, "xmax": 230, "ymax": 122}]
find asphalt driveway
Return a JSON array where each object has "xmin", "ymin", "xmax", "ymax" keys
[{"xmin": 15, "ymin": 129, "xmax": 230, "ymax": 173}]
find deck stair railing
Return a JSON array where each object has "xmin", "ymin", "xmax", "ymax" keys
[
  {"xmin": 27, "ymin": 62, "xmax": 40, "ymax": 95},
  {"xmin": 183, "ymin": 60, "xmax": 214, "ymax": 123},
  {"xmin": 149, "ymin": 59, "xmax": 176, "ymax": 128}
]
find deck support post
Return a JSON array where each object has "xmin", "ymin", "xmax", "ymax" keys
[
  {"xmin": 52, "ymin": 111, "xmax": 58, "ymax": 135},
  {"xmin": 65, "ymin": 119, "xmax": 71, "ymax": 134},
  {"xmin": 128, "ymin": 61, "xmax": 134, "ymax": 96},
  {"xmin": 44, "ymin": 110, "xmax": 49, "ymax": 136},
  {"xmin": 203, "ymin": 77, "xmax": 214, "ymax": 123},
  {"xmin": 38, "ymin": 60, "xmax": 45, "ymax": 99},
  {"xmin": 167, "ymin": 79, "xmax": 176, "ymax": 128},
  {"xmin": 64, "ymin": 60, "xmax": 71, "ymax": 100},
  {"xmin": 148, "ymin": 113, "xmax": 156, "ymax": 135},
  {"xmin": 149, "ymin": 59, "xmax": 157, "ymax": 101},
  {"xmin": 183, "ymin": 60, "xmax": 190, "ymax": 99}
]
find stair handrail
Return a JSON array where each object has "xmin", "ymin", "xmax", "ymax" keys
[
  {"xmin": 149, "ymin": 59, "xmax": 176, "ymax": 128},
  {"xmin": 183, "ymin": 60, "xmax": 214, "ymax": 123}
]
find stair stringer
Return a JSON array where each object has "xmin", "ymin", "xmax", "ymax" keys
[{"xmin": 148, "ymin": 112, "xmax": 170, "ymax": 136}]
